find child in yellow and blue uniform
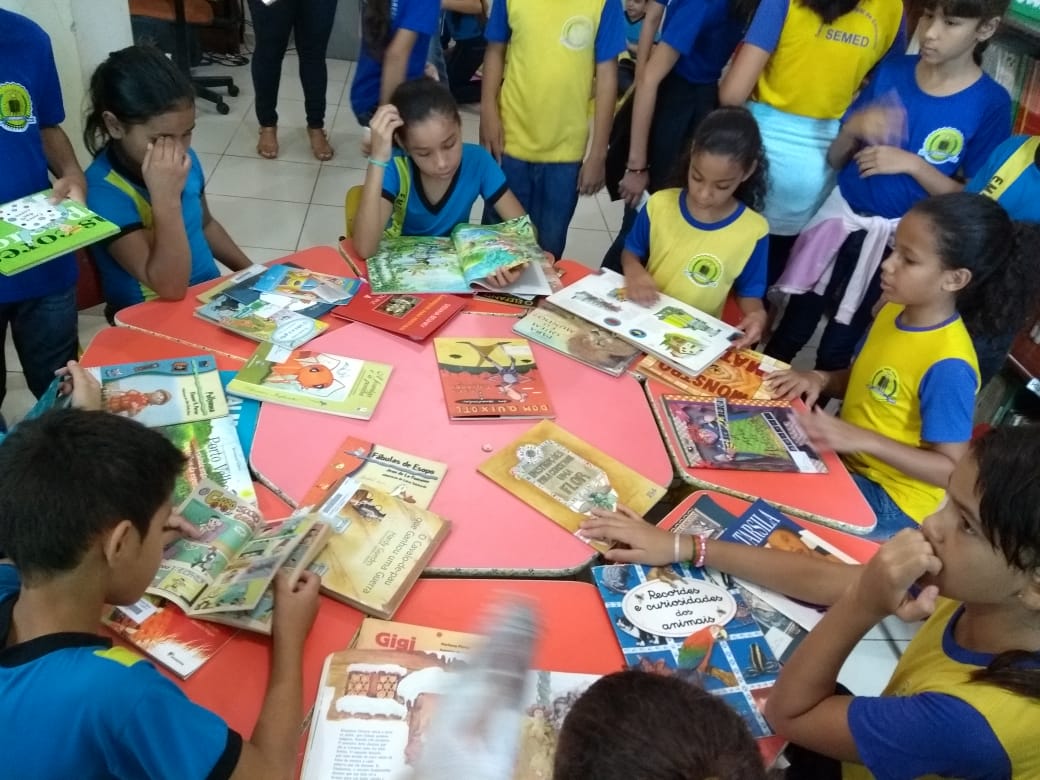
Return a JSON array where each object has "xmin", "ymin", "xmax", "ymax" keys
[
  {"xmin": 581, "ymin": 424, "xmax": 1040, "ymax": 779},
  {"xmin": 84, "ymin": 46, "xmax": 252, "ymax": 319},
  {"xmin": 481, "ymin": 0, "xmax": 625, "ymax": 259},
  {"xmin": 0, "ymin": 409, "xmax": 323, "ymax": 778},
  {"xmin": 622, "ymin": 107, "xmax": 769, "ymax": 348}
]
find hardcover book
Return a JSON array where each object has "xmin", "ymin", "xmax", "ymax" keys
[
  {"xmin": 477, "ymin": 420, "xmax": 666, "ymax": 552},
  {"xmin": 331, "ymin": 288, "xmax": 466, "ymax": 341},
  {"xmin": 434, "ymin": 337, "xmax": 555, "ymax": 419},
  {"xmin": 661, "ymin": 394, "xmax": 827, "ymax": 473},
  {"xmin": 352, "ymin": 617, "xmax": 479, "ymax": 655},
  {"xmin": 89, "ymin": 354, "xmax": 228, "ymax": 428},
  {"xmin": 546, "ymin": 268, "xmax": 740, "ymax": 378},
  {"xmin": 227, "ymin": 343, "xmax": 392, "ymax": 420},
  {"xmin": 635, "ymin": 348, "xmax": 787, "ymax": 400},
  {"xmin": 366, "ymin": 216, "xmax": 553, "ymax": 296},
  {"xmin": 0, "ymin": 190, "xmax": 118, "ymax": 275},
  {"xmin": 513, "ymin": 303, "xmax": 641, "ymax": 377}
]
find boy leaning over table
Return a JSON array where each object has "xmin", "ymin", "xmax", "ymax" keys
[{"xmin": 0, "ymin": 409, "xmax": 320, "ymax": 779}]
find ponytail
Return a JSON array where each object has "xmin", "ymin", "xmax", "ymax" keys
[
  {"xmin": 362, "ymin": 0, "xmax": 392, "ymax": 60},
  {"xmin": 797, "ymin": 0, "xmax": 859, "ymax": 24},
  {"xmin": 972, "ymin": 650, "xmax": 1040, "ymax": 699}
]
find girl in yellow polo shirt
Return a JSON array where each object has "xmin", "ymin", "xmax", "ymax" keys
[{"xmin": 621, "ymin": 107, "xmax": 769, "ymax": 349}]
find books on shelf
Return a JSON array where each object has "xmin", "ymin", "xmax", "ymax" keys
[
  {"xmin": 366, "ymin": 216, "xmax": 553, "ymax": 296},
  {"xmin": 434, "ymin": 337, "xmax": 556, "ymax": 419},
  {"xmin": 635, "ymin": 348, "xmax": 786, "ymax": 400},
  {"xmin": 227, "ymin": 343, "xmax": 392, "ymax": 420},
  {"xmin": 0, "ymin": 190, "xmax": 118, "ymax": 276},
  {"xmin": 660, "ymin": 394, "xmax": 827, "ymax": 473},
  {"xmin": 195, "ymin": 296, "xmax": 329, "ymax": 350},
  {"xmin": 307, "ymin": 477, "xmax": 450, "ymax": 618},
  {"xmin": 591, "ymin": 561, "xmax": 786, "ymax": 766},
  {"xmin": 90, "ymin": 354, "xmax": 228, "ymax": 428},
  {"xmin": 331, "ymin": 288, "xmax": 465, "ymax": 341},
  {"xmin": 513, "ymin": 302, "xmax": 641, "ymax": 377},
  {"xmin": 477, "ymin": 420, "xmax": 666, "ymax": 552},
  {"xmin": 546, "ymin": 268, "xmax": 740, "ymax": 378}
]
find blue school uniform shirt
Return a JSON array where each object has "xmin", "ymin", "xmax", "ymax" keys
[
  {"xmin": 0, "ymin": 565, "xmax": 242, "ymax": 779},
  {"xmin": 445, "ymin": 10, "xmax": 484, "ymax": 42},
  {"xmin": 658, "ymin": 0, "xmax": 745, "ymax": 85},
  {"xmin": 86, "ymin": 146, "xmax": 220, "ymax": 313},
  {"xmin": 838, "ymin": 55, "xmax": 1010, "ymax": 218},
  {"xmin": 0, "ymin": 10, "xmax": 77, "ymax": 303},
  {"xmin": 965, "ymin": 134, "xmax": 1040, "ymax": 221},
  {"xmin": 351, "ymin": 0, "xmax": 441, "ymax": 120},
  {"xmin": 382, "ymin": 143, "xmax": 508, "ymax": 236}
]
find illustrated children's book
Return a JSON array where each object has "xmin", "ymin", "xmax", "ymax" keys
[
  {"xmin": 592, "ymin": 561, "xmax": 786, "ymax": 766},
  {"xmin": 366, "ymin": 216, "xmax": 553, "ymax": 297},
  {"xmin": 227, "ymin": 343, "xmax": 393, "ymax": 420},
  {"xmin": 89, "ymin": 354, "xmax": 228, "ymax": 428},
  {"xmin": 307, "ymin": 477, "xmax": 450, "ymax": 619},
  {"xmin": 546, "ymin": 268, "xmax": 741, "ymax": 378},
  {"xmin": 198, "ymin": 263, "xmax": 361, "ymax": 316},
  {"xmin": 195, "ymin": 295, "xmax": 329, "ymax": 350},
  {"xmin": 662, "ymin": 394, "xmax": 827, "ymax": 474},
  {"xmin": 149, "ymin": 481, "xmax": 317, "ymax": 618},
  {"xmin": 477, "ymin": 420, "xmax": 667, "ymax": 552},
  {"xmin": 0, "ymin": 190, "xmax": 118, "ymax": 276},
  {"xmin": 635, "ymin": 348, "xmax": 787, "ymax": 400},
  {"xmin": 219, "ymin": 369, "xmax": 260, "ymax": 461},
  {"xmin": 102, "ymin": 598, "xmax": 237, "ymax": 679},
  {"xmin": 331, "ymin": 288, "xmax": 466, "ymax": 341},
  {"xmin": 434, "ymin": 337, "xmax": 555, "ymax": 420},
  {"xmin": 300, "ymin": 435, "xmax": 447, "ymax": 511},
  {"xmin": 159, "ymin": 416, "xmax": 256, "ymax": 508},
  {"xmin": 513, "ymin": 303, "xmax": 641, "ymax": 377},
  {"xmin": 351, "ymin": 617, "xmax": 480, "ymax": 655}
]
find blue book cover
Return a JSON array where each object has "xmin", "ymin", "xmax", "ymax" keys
[{"xmin": 220, "ymin": 370, "xmax": 259, "ymax": 460}]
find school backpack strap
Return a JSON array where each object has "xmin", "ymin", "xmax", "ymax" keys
[
  {"xmin": 979, "ymin": 136, "xmax": 1040, "ymax": 201},
  {"xmin": 383, "ymin": 156, "xmax": 411, "ymax": 240}
]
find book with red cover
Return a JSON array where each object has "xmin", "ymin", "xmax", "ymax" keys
[
  {"xmin": 331, "ymin": 289, "xmax": 465, "ymax": 341},
  {"xmin": 434, "ymin": 337, "xmax": 555, "ymax": 419}
]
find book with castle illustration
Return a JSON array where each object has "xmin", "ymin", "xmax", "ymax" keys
[
  {"xmin": 89, "ymin": 354, "xmax": 229, "ymax": 428},
  {"xmin": 513, "ymin": 302, "xmax": 641, "ymax": 377},
  {"xmin": 301, "ymin": 610, "xmax": 600, "ymax": 780},
  {"xmin": 227, "ymin": 343, "xmax": 392, "ymax": 419},
  {"xmin": 477, "ymin": 420, "xmax": 666, "ymax": 552},
  {"xmin": 546, "ymin": 268, "xmax": 741, "ymax": 378},
  {"xmin": 0, "ymin": 189, "xmax": 118, "ymax": 275},
  {"xmin": 366, "ymin": 216, "xmax": 553, "ymax": 297},
  {"xmin": 660, "ymin": 394, "xmax": 827, "ymax": 473},
  {"xmin": 434, "ymin": 337, "xmax": 555, "ymax": 420},
  {"xmin": 591, "ymin": 561, "xmax": 786, "ymax": 766},
  {"xmin": 635, "ymin": 348, "xmax": 788, "ymax": 400},
  {"xmin": 305, "ymin": 476, "xmax": 450, "ymax": 619}
]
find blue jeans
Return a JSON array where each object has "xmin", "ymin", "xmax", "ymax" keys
[
  {"xmin": 0, "ymin": 285, "xmax": 78, "ymax": 416},
  {"xmin": 851, "ymin": 472, "xmax": 919, "ymax": 542},
  {"xmin": 497, "ymin": 155, "xmax": 580, "ymax": 260}
]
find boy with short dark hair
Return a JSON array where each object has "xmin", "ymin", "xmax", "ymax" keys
[{"xmin": 0, "ymin": 410, "xmax": 320, "ymax": 779}]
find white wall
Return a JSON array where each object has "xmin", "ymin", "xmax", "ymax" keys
[{"xmin": 1, "ymin": 0, "xmax": 133, "ymax": 162}]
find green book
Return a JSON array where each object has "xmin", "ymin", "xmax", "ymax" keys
[{"xmin": 0, "ymin": 190, "xmax": 118, "ymax": 275}]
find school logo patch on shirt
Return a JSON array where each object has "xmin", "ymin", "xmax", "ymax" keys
[
  {"xmin": 919, "ymin": 127, "xmax": 964, "ymax": 165},
  {"xmin": 0, "ymin": 82, "xmax": 35, "ymax": 133},
  {"xmin": 867, "ymin": 366, "xmax": 900, "ymax": 404},
  {"xmin": 560, "ymin": 15, "xmax": 595, "ymax": 50},
  {"xmin": 685, "ymin": 254, "xmax": 723, "ymax": 287}
]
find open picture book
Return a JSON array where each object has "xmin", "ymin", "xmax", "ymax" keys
[{"xmin": 366, "ymin": 216, "xmax": 553, "ymax": 297}]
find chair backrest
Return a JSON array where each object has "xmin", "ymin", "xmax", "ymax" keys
[
  {"xmin": 75, "ymin": 248, "xmax": 105, "ymax": 311},
  {"xmin": 344, "ymin": 185, "xmax": 364, "ymax": 238}
]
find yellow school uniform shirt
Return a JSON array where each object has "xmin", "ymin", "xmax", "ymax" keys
[
  {"xmin": 750, "ymin": 0, "xmax": 904, "ymax": 119},
  {"xmin": 841, "ymin": 304, "xmax": 979, "ymax": 520},
  {"xmin": 842, "ymin": 598, "xmax": 1040, "ymax": 779},
  {"xmin": 492, "ymin": 0, "xmax": 620, "ymax": 162}
]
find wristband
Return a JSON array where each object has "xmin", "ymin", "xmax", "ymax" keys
[
  {"xmin": 673, "ymin": 533, "xmax": 681, "ymax": 564},
  {"xmin": 367, "ymin": 157, "xmax": 390, "ymax": 169},
  {"xmin": 692, "ymin": 533, "xmax": 709, "ymax": 568},
  {"xmin": 625, "ymin": 166, "xmax": 649, "ymax": 174}
]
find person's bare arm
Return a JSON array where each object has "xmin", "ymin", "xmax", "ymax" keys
[
  {"xmin": 634, "ymin": 0, "xmax": 665, "ymax": 82},
  {"xmin": 718, "ymin": 44, "xmax": 770, "ymax": 106},
  {"xmin": 491, "ymin": 190, "xmax": 526, "ymax": 221},
  {"xmin": 201, "ymin": 195, "xmax": 252, "ymax": 272},
  {"xmin": 579, "ymin": 58, "xmax": 618, "ymax": 195},
  {"xmin": 479, "ymin": 42, "xmax": 506, "ymax": 161},
  {"xmin": 441, "ymin": 0, "xmax": 482, "ymax": 11},
  {"xmin": 852, "ymin": 146, "xmax": 963, "ymax": 195},
  {"xmin": 352, "ymin": 105, "xmax": 400, "ymax": 258},
  {"xmin": 40, "ymin": 126, "xmax": 86, "ymax": 203},
  {"xmin": 766, "ymin": 368, "xmax": 852, "ymax": 408},
  {"xmin": 379, "ymin": 29, "xmax": 420, "ymax": 106}
]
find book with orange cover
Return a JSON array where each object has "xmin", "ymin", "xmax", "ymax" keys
[
  {"xmin": 477, "ymin": 420, "xmax": 666, "ymax": 552},
  {"xmin": 634, "ymin": 348, "xmax": 787, "ymax": 401},
  {"xmin": 331, "ymin": 289, "xmax": 465, "ymax": 341}
]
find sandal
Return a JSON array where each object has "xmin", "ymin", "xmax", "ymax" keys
[
  {"xmin": 257, "ymin": 126, "xmax": 278, "ymax": 159},
  {"xmin": 307, "ymin": 127, "xmax": 335, "ymax": 161}
]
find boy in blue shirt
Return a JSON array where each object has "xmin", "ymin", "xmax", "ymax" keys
[{"xmin": 0, "ymin": 410, "xmax": 321, "ymax": 779}]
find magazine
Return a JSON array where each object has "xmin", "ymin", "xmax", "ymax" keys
[
  {"xmin": 662, "ymin": 394, "xmax": 827, "ymax": 473},
  {"xmin": 635, "ymin": 348, "xmax": 787, "ymax": 400},
  {"xmin": 546, "ymin": 269, "xmax": 740, "ymax": 378},
  {"xmin": 89, "ymin": 354, "xmax": 228, "ymax": 428},
  {"xmin": 513, "ymin": 303, "xmax": 641, "ymax": 377},
  {"xmin": 434, "ymin": 337, "xmax": 555, "ymax": 419},
  {"xmin": 366, "ymin": 216, "xmax": 553, "ymax": 296},
  {"xmin": 195, "ymin": 296, "xmax": 329, "ymax": 350},
  {"xmin": 0, "ymin": 189, "xmax": 118, "ymax": 275},
  {"xmin": 227, "ymin": 343, "xmax": 393, "ymax": 420},
  {"xmin": 331, "ymin": 289, "xmax": 466, "ymax": 341}
]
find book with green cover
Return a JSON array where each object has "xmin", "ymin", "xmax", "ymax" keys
[
  {"xmin": 227, "ymin": 343, "xmax": 393, "ymax": 420},
  {"xmin": 0, "ymin": 190, "xmax": 118, "ymax": 275},
  {"xmin": 366, "ymin": 216, "xmax": 552, "ymax": 296}
]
